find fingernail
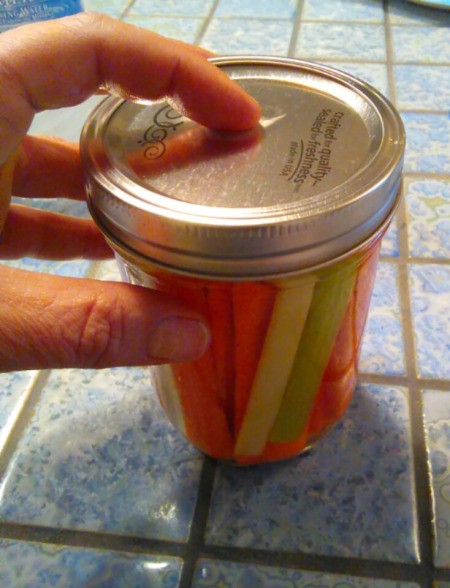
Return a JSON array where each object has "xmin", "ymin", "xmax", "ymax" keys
[{"xmin": 149, "ymin": 317, "xmax": 210, "ymax": 362}]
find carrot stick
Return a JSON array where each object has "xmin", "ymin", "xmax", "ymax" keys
[
  {"xmin": 306, "ymin": 290, "xmax": 358, "ymax": 439},
  {"xmin": 320, "ymin": 288, "xmax": 357, "ymax": 384},
  {"xmin": 172, "ymin": 362, "xmax": 234, "ymax": 459},
  {"xmin": 232, "ymin": 281, "xmax": 276, "ymax": 436},
  {"xmin": 206, "ymin": 284, "xmax": 235, "ymax": 430},
  {"xmin": 154, "ymin": 274, "xmax": 219, "ymax": 402},
  {"xmin": 153, "ymin": 272, "xmax": 234, "ymax": 457}
]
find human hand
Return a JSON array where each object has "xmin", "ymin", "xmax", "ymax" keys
[{"xmin": 0, "ymin": 13, "xmax": 260, "ymax": 372}]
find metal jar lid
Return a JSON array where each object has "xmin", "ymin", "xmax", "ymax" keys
[{"xmin": 80, "ymin": 56, "xmax": 405, "ymax": 278}]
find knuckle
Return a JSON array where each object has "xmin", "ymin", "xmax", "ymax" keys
[
  {"xmin": 74, "ymin": 293, "xmax": 126, "ymax": 368},
  {"xmin": 66, "ymin": 11, "xmax": 111, "ymax": 31}
]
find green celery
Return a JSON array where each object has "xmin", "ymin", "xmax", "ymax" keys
[{"xmin": 269, "ymin": 262, "xmax": 357, "ymax": 443}]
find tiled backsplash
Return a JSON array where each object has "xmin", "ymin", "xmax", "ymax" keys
[{"xmin": 1, "ymin": 0, "xmax": 449, "ymax": 586}]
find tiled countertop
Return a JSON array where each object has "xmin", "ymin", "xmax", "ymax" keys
[{"xmin": 1, "ymin": 0, "xmax": 450, "ymax": 586}]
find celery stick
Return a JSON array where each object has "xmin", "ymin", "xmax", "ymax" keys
[
  {"xmin": 234, "ymin": 278, "xmax": 316, "ymax": 457},
  {"xmin": 269, "ymin": 263, "xmax": 357, "ymax": 444}
]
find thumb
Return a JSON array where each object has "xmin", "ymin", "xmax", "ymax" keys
[{"xmin": 0, "ymin": 266, "xmax": 210, "ymax": 371}]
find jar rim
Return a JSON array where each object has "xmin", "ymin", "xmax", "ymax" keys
[{"xmin": 81, "ymin": 56, "xmax": 405, "ymax": 277}]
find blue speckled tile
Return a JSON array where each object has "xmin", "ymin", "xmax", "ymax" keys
[
  {"xmin": 0, "ymin": 538, "xmax": 181, "ymax": 588},
  {"xmin": 201, "ymin": 18, "xmax": 293, "ymax": 56},
  {"xmin": 206, "ymin": 383, "xmax": 418, "ymax": 563},
  {"xmin": 295, "ymin": 23, "xmax": 386, "ymax": 62},
  {"xmin": 405, "ymin": 178, "xmax": 450, "ymax": 259},
  {"xmin": 392, "ymin": 26, "xmax": 450, "ymax": 63},
  {"xmin": 401, "ymin": 113, "xmax": 450, "ymax": 174},
  {"xmin": 395, "ymin": 66, "xmax": 450, "ymax": 111},
  {"xmin": 128, "ymin": 0, "xmax": 213, "ymax": 16},
  {"xmin": 0, "ymin": 371, "xmax": 37, "ymax": 453},
  {"xmin": 381, "ymin": 215, "xmax": 400, "ymax": 257},
  {"xmin": 323, "ymin": 62, "xmax": 390, "ymax": 98},
  {"xmin": 193, "ymin": 559, "xmax": 420, "ymax": 587},
  {"xmin": 423, "ymin": 389, "xmax": 450, "ymax": 567},
  {"xmin": 409, "ymin": 264, "xmax": 450, "ymax": 379},
  {"xmin": 388, "ymin": 0, "xmax": 450, "ymax": 25},
  {"xmin": 215, "ymin": 0, "xmax": 297, "ymax": 18},
  {"xmin": 82, "ymin": 0, "xmax": 129, "ymax": 17},
  {"xmin": 29, "ymin": 96, "xmax": 103, "ymax": 142},
  {"xmin": 93, "ymin": 259, "xmax": 123, "ymax": 281},
  {"xmin": 359, "ymin": 262, "xmax": 406, "ymax": 376},
  {"xmin": 0, "ymin": 367, "xmax": 203, "ymax": 541},
  {"xmin": 12, "ymin": 197, "xmax": 90, "ymax": 218},
  {"xmin": 303, "ymin": 0, "xmax": 384, "ymax": 23},
  {"xmin": 0, "ymin": 258, "xmax": 92, "ymax": 278},
  {"xmin": 123, "ymin": 15, "xmax": 203, "ymax": 42}
]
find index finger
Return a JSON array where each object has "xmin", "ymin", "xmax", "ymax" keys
[{"xmin": 0, "ymin": 13, "xmax": 261, "ymax": 165}]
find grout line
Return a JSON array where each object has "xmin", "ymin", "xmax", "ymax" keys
[
  {"xmin": 110, "ymin": 13, "xmax": 450, "ymax": 28},
  {"xmin": 403, "ymin": 172, "xmax": 450, "ymax": 180},
  {"xmin": 189, "ymin": 13, "xmax": 450, "ymax": 32},
  {"xmin": 119, "ymin": 0, "xmax": 136, "ymax": 20},
  {"xmin": 186, "ymin": 15, "xmax": 450, "ymax": 29},
  {"xmin": 358, "ymin": 372, "xmax": 450, "ymax": 392},
  {"xmin": 194, "ymin": 0, "xmax": 221, "ymax": 46},
  {"xmin": 0, "ymin": 519, "xmax": 442, "ymax": 583},
  {"xmin": 394, "ymin": 152, "xmax": 437, "ymax": 583},
  {"xmin": 196, "ymin": 545, "xmax": 430, "ymax": 584},
  {"xmin": 385, "ymin": 96, "xmax": 433, "ymax": 586},
  {"xmin": 402, "ymin": 173, "xmax": 450, "ymax": 182},
  {"xmin": 178, "ymin": 457, "xmax": 217, "ymax": 588},
  {"xmin": 198, "ymin": 16, "xmax": 382, "ymax": 24},
  {"xmin": 393, "ymin": 62, "xmax": 450, "ymax": 67},
  {"xmin": 435, "ymin": 568, "xmax": 450, "ymax": 582},
  {"xmin": 396, "ymin": 227, "xmax": 436, "ymax": 581},
  {"xmin": 0, "ymin": 370, "xmax": 51, "ymax": 481},
  {"xmin": 301, "ymin": 19, "xmax": 450, "ymax": 29},
  {"xmin": 399, "ymin": 107, "xmax": 450, "ymax": 114},
  {"xmin": 383, "ymin": 0, "xmax": 398, "ymax": 106},
  {"xmin": 398, "ymin": 184, "xmax": 436, "ymax": 582},
  {"xmin": 0, "ymin": 521, "xmax": 187, "ymax": 558},
  {"xmin": 86, "ymin": 260, "xmax": 103, "ymax": 280},
  {"xmin": 403, "ymin": 258, "xmax": 450, "ymax": 267},
  {"xmin": 408, "ymin": 380, "xmax": 436, "ymax": 586},
  {"xmin": 384, "ymin": 4, "xmax": 436, "ymax": 583},
  {"xmin": 379, "ymin": 256, "xmax": 450, "ymax": 267},
  {"xmin": 287, "ymin": 0, "xmax": 305, "ymax": 57}
]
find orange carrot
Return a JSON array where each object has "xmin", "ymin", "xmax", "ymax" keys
[
  {"xmin": 154, "ymin": 273, "xmax": 219, "ymax": 398},
  {"xmin": 306, "ymin": 265, "xmax": 359, "ymax": 439},
  {"xmin": 306, "ymin": 243, "xmax": 382, "ymax": 442},
  {"xmin": 205, "ymin": 284, "xmax": 235, "ymax": 430},
  {"xmin": 321, "ymin": 288, "xmax": 358, "ymax": 384},
  {"xmin": 172, "ymin": 362, "xmax": 234, "ymax": 459},
  {"xmin": 232, "ymin": 281, "xmax": 277, "ymax": 436},
  {"xmin": 154, "ymin": 272, "xmax": 234, "ymax": 457},
  {"xmin": 307, "ymin": 367, "xmax": 357, "ymax": 441}
]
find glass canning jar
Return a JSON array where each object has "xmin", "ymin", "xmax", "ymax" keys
[{"xmin": 81, "ymin": 57, "xmax": 405, "ymax": 465}]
